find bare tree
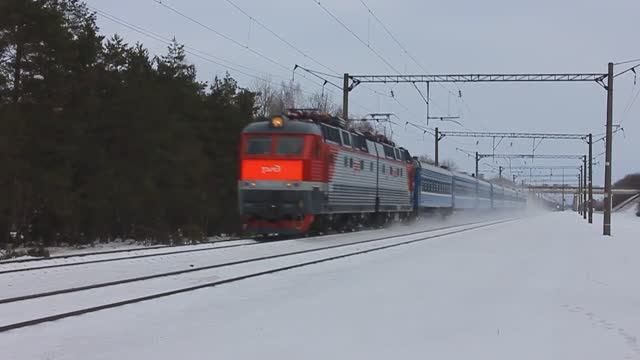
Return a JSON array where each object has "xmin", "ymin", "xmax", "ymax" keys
[
  {"xmin": 252, "ymin": 79, "xmax": 303, "ymax": 116},
  {"xmin": 415, "ymin": 155, "xmax": 457, "ymax": 169},
  {"xmin": 417, "ymin": 154, "xmax": 435, "ymax": 165},
  {"xmin": 305, "ymin": 90, "xmax": 337, "ymax": 114},
  {"xmin": 252, "ymin": 78, "xmax": 277, "ymax": 117},
  {"xmin": 440, "ymin": 159, "xmax": 458, "ymax": 170},
  {"xmin": 279, "ymin": 80, "xmax": 302, "ymax": 111},
  {"xmin": 348, "ymin": 119, "xmax": 375, "ymax": 133}
]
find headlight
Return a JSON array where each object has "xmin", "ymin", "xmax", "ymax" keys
[{"xmin": 271, "ymin": 116, "xmax": 284, "ymax": 128}]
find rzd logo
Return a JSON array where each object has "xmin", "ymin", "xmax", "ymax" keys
[{"xmin": 261, "ymin": 164, "xmax": 281, "ymax": 174}]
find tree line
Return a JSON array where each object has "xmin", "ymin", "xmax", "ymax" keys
[{"xmin": 0, "ymin": 0, "xmax": 347, "ymax": 250}]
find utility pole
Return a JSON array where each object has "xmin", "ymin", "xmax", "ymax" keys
[
  {"xmin": 426, "ymin": 82, "xmax": 430, "ymax": 126},
  {"xmin": 588, "ymin": 133, "xmax": 593, "ymax": 223},
  {"xmin": 603, "ymin": 63, "xmax": 613, "ymax": 235},
  {"xmin": 435, "ymin": 127, "xmax": 439, "ymax": 166},
  {"xmin": 343, "ymin": 73, "xmax": 349, "ymax": 120},
  {"xmin": 475, "ymin": 151, "xmax": 479, "ymax": 178},
  {"xmin": 562, "ymin": 168, "xmax": 566, "ymax": 211},
  {"xmin": 578, "ymin": 169, "xmax": 583, "ymax": 214},
  {"xmin": 583, "ymin": 157, "xmax": 587, "ymax": 220}
]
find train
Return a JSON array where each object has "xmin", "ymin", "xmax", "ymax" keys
[{"xmin": 238, "ymin": 110, "xmax": 526, "ymax": 235}]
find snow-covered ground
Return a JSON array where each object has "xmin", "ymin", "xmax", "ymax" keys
[
  {"xmin": 0, "ymin": 239, "xmax": 254, "ymax": 273},
  {"xmin": 0, "ymin": 220, "xmax": 504, "ymax": 328},
  {"xmin": 0, "ymin": 236, "xmax": 235, "ymax": 263},
  {"xmin": 1, "ymin": 211, "xmax": 639, "ymax": 360}
]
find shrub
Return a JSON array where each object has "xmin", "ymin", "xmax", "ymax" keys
[{"xmin": 26, "ymin": 247, "xmax": 50, "ymax": 258}]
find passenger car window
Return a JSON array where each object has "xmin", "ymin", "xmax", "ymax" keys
[{"xmin": 246, "ymin": 137, "xmax": 272, "ymax": 154}]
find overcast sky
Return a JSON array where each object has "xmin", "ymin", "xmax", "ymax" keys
[{"xmin": 89, "ymin": 0, "xmax": 639, "ymax": 186}]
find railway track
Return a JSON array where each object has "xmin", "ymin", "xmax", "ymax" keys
[
  {"xmin": 0, "ymin": 217, "xmax": 507, "ymax": 303},
  {"xmin": 0, "ymin": 239, "xmax": 257, "ymax": 275},
  {"xmin": 0, "ymin": 212, "xmax": 516, "ymax": 275},
  {"xmin": 0, "ymin": 225, "xmax": 425, "ymax": 274},
  {"xmin": 0, "ymin": 217, "xmax": 518, "ymax": 332},
  {"xmin": 0, "ymin": 238, "xmax": 246, "ymax": 265},
  {"xmin": 0, "ymin": 217, "xmax": 486, "ymax": 275}
]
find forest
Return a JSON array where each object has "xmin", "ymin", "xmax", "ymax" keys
[{"xmin": 0, "ymin": 0, "xmax": 261, "ymax": 249}]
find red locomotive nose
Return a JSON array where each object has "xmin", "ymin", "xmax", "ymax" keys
[{"xmin": 241, "ymin": 159, "xmax": 303, "ymax": 181}]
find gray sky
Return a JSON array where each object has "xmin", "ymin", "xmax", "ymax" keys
[{"xmin": 90, "ymin": 0, "xmax": 639, "ymax": 185}]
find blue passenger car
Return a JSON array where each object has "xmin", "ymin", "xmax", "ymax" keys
[
  {"xmin": 414, "ymin": 162, "xmax": 453, "ymax": 209},
  {"xmin": 413, "ymin": 160, "xmax": 526, "ymax": 212},
  {"xmin": 452, "ymin": 172, "xmax": 478, "ymax": 209}
]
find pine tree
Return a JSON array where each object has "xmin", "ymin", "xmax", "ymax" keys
[{"xmin": 0, "ymin": 1, "xmax": 257, "ymax": 248}]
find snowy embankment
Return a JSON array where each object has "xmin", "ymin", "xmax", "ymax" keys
[
  {"xmin": 0, "ymin": 220, "xmax": 507, "ymax": 329},
  {"xmin": 1, "ymin": 211, "xmax": 638, "ymax": 360},
  {"xmin": 0, "ymin": 236, "xmax": 234, "ymax": 263}
]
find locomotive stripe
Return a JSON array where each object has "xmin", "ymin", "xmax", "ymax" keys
[{"xmin": 239, "ymin": 180, "xmax": 327, "ymax": 192}]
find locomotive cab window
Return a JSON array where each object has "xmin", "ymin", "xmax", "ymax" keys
[
  {"xmin": 322, "ymin": 125, "xmax": 342, "ymax": 144},
  {"xmin": 383, "ymin": 145, "xmax": 395, "ymax": 159},
  {"xmin": 276, "ymin": 136, "xmax": 304, "ymax": 155},
  {"xmin": 401, "ymin": 149, "xmax": 410, "ymax": 161},
  {"xmin": 246, "ymin": 136, "xmax": 272, "ymax": 154},
  {"xmin": 352, "ymin": 134, "xmax": 368, "ymax": 152},
  {"xmin": 341, "ymin": 131, "xmax": 351, "ymax": 147}
]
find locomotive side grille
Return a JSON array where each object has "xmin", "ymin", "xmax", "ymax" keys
[
  {"xmin": 329, "ymin": 184, "xmax": 377, "ymax": 204},
  {"xmin": 326, "ymin": 149, "xmax": 412, "ymax": 212}
]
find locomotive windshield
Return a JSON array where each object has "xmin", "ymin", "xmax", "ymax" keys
[
  {"xmin": 246, "ymin": 136, "xmax": 272, "ymax": 154},
  {"xmin": 276, "ymin": 136, "xmax": 304, "ymax": 155},
  {"xmin": 245, "ymin": 135, "xmax": 305, "ymax": 155}
]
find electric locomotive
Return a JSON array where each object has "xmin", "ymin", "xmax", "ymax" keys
[{"xmin": 238, "ymin": 110, "xmax": 415, "ymax": 235}]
